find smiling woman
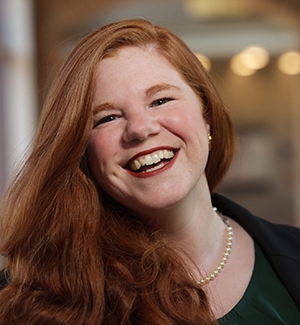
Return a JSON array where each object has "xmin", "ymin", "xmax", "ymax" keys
[
  {"xmin": 0, "ymin": 19, "xmax": 299, "ymax": 325},
  {"xmin": 86, "ymin": 45, "xmax": 212, "ymax": 215}
]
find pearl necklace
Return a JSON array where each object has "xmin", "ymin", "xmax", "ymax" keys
[{"xmin": 196, "ymin": 208, "xmax": 233, "ymax": 285}]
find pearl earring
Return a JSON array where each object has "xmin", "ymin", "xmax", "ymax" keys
[{"xmin": 208, "ymin": 133, "xmax": 212, "ymax": 149}]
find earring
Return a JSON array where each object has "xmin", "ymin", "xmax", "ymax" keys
[{"xmin": 208, "ymin": 133, "xmax": 212, "ymax": 149}]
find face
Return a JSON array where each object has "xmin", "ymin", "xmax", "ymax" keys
[{"xmin": 87, "ymin": 46, "xmax": 210, "ymax": 220}]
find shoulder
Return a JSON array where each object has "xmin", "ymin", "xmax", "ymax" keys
[
  {"xmin": 212, "ymin": 193, "xmax": 300, "ymax": 308},
  {"xmin": 212, "ymin": 193, "xmax": 300, "ymax": 232},
  {"xmin": 212, "ymin": 193, "xmax": 300, "ymax": 255}
]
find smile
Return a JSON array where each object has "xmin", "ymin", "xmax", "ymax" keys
[{"xmin": 128, "ymin": 149, "xmax": 175, "ymax": 173}]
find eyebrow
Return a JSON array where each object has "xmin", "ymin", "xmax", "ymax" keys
[
  {"xmin": 92, "ymin": 102, "xmax": 115, "ymax": 115},
  {"xmin": 146, "ymin": 83, "xmax": 180, "ymax": 97},
  {"xmin": 92, "ymin": 83, "xmax": 180, "ymax": 115}
]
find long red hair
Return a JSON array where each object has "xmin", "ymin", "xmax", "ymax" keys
[{"xmin": 0, "ymin": 19, "xmax": 234, "ymax": 324}]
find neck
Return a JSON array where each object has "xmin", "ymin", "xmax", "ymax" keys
[
  {"xmin": 168, "ymin": 204, "xmax": 225, "ymax": 257},
  {"xmin": 159, "ymin": 194, "xmax": 228, "ymax": 283},
  {"xmin": 140, "ymin": 185, "xmax": 213, "ymax": 235},
  {"xmin": 131, "ymin": 181, "xmax": 227, "ymax": 279}
]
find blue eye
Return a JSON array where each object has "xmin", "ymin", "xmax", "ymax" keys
[{"xmin": 151, "ymin": 97, "xmax": 174, "ymax": 107}]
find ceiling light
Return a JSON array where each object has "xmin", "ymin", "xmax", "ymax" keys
[
  {"xmin": 230, "ymin": 54, "xmax": 257, "ymax": 76},
  {"xmin": 230, "ymin": 46, "xmax": 269, "ymax": 76},
  {"xmin": 184, "ymin": 0, "xmax": 250, "ymax": 19},
  {"xmin": 240, "ymin": 46, "xmax": 270, "ymax": 70},
  {"xmin": 277, "ymin": 51, "xmax": 300, "ymax": 75},
  {"xmin": 196, "ymin": 53, "xmax": 211, "ymax": 71}
]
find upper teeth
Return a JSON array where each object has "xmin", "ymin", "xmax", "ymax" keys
[{"xmin": 129, "ymin": 149, "xmax": 175, "ymax": 171}]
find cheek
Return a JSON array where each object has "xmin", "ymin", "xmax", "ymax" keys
[
  {"xmin": 87, "ymin": 132, "xmax": 122, "ymax": 184},
  {"xmin": 177, "ymin": 108, "xmax": 207, "ymax": 140}
]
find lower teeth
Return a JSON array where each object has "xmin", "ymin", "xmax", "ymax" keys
[{"xmin": 140, "ymin": 161, "xmax": 168, "ymax": 173}]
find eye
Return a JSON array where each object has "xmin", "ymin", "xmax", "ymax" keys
[
  {"xmin": 151, "ymin": 97, "xmax": 174, "ymax": 107},
  {"xmin": 94, "ymin": 115, "xmax": 119, "ymax": 127}
]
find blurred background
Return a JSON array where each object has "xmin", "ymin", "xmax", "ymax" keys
[{"xmin": 0, "ymin": 0, "xmax": 300, "ymax": 226}]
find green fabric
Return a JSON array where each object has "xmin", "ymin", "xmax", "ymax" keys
[{"xmin": 218, "ymin": 242, "xmax": 300, "ymax": 324}]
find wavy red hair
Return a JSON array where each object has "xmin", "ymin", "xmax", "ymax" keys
[{"xmin": 0, "ymin": 19, "xmax": 234, "ymax": 324}]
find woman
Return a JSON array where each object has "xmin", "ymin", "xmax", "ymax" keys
[{"xmin": 0, "ymin": 19, "xmax": 299, "ymax": 324}]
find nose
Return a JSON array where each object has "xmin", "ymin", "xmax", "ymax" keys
[{"xmin": 123, "ymin": 109, "xmax": 160, "ymax": 142}]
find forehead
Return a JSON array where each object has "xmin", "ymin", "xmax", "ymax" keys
[
  {"xmin": 94, "ymin": 46, "xmax": 185, "ymax": 90},
  {"xmin": 100, "ymin": 46, "xmax": 171, "ymax": 69}
]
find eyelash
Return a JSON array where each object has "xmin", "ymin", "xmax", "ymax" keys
[
  {"xmin": 93, "ymin": 97, "xmax": 174, "ymax": 127},
  {"xmin": 151, "ymin": 97, "xmax": 174, "ymax": 107},
  {"xmin": 94, "ymin": 115, "xmax": 119, "ymax": 127}
]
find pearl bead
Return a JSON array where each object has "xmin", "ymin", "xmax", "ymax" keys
[{"xmin": 197, "ymin": 209, "xmax": 233, "ymax": 285}]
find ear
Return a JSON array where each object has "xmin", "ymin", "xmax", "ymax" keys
[
  {"xmin": 203, "ymin": 106, "xmax": 212, "ymax": 133},
  {"xmin": 205, "ymin": 122, "xmax": 211, "ymax": 134}
]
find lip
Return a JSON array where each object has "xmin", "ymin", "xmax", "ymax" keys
[
  {"xmin": 124, "ymin": 146, "xmax": 179, "ymax": 178},
  {"xmin": 126, "ymin": 146, "xmax": 176, "ymax": 163}
]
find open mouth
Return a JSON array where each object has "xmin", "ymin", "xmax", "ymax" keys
[{"xmin": 126, "ymin": 149, "xmax": 176, "ymax": 173}]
